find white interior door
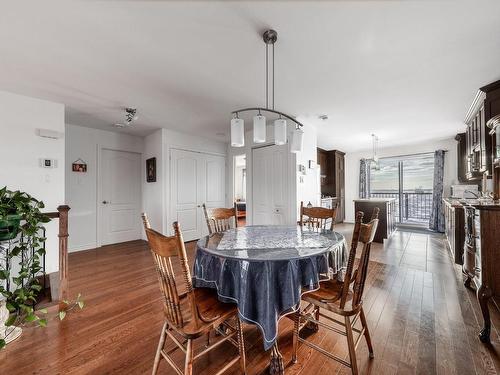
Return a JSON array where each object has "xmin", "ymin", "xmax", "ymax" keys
[
  {"xmin": 170, "ymin": 149, "xmax": 225, "ymax": 241},
  {"xmin": 252, "ymin": 144, "xmax": 288, "ymax": 225},
  {"xmin": 203, "ymin": 153, "xmax": 226, "ymax": 236},
  {"xmin": 100, "ymin": 149, "xmax": 142, "ymax": 246}
]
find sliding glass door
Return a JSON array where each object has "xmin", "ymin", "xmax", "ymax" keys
[{"xmin": 369, "ymin": 153, "xmax": 434, "ymax": 227}]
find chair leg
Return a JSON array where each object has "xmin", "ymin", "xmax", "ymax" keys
[
  {"xmin": 152, "ymin": 322, "xmax": 167, "ymax": 375},
  {"xmin": 345, "ymin": 316, "xmax": 358, "ymax": 375},
  {"xmin": 184, "ymin": 339, "xmax": 194, "ymax": 375},
  {"xmin": 236, "ymin": 318, "xmax": 247, "ymax": 374},
  {"xmin": 360, "ymin": 308, "xmax": 374, "ymax": 358},
  {"xmin": 292, "ymin": 311, "xmax": 300, "ymax": 363}
]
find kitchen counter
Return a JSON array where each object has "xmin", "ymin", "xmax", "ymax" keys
[
  {"xmin": 444, "ymin": 197, "xmax": 500, "ymax": 210},
  {"xmin": 354, "ymin": 198, "xmax": 396, "ymax": 243}
]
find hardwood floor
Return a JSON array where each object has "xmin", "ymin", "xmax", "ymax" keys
[{"xmin": 1, "ymin": 225, "xmax": 500, "ymax": 374}]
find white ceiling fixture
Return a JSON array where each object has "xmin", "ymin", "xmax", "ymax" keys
[
  {"xmin": 112, "ymin": 107, "xmax": 138, "ymax": 129},
  {"xmin": 230, "ymin": 29, "xmax": 304, "ymax": 153}
]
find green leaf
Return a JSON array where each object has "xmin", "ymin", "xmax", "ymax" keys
[
  {"xmin": 6, "ymin": 302, "xmax": 16, "ymax": 312},
  {"xmin": 38, "ymin": 318, "xmax": 47, "ymax": 327},
  {"xmin": 59, "ymin": 311, "xmax": 66, "ymax": 321},
  {"xmin": 31, "ymin": 284, "xmax": 42, "ymax": 292},
  {"xmin": 78, "ymin": 300, "xmax": 84, "ymax": 309},
  {"xmin": 0, "ymin": 339, "xmax": 5, "ymax": 350},
  {"xmin": 5, "ymin": 315, "xmax": 16, "ymax": 327},
  {"xmin": 38, "ymin": 308, "xmax": 48, "ymax": 314},
  {"xmin": 0, "ymin": 270, "xmax": 9, "ymax": 280},
  {"xmin": 25, "ymin": 313, "xmax": 38, "ymax": 323}
]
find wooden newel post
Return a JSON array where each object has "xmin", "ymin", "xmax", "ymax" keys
[{"xmin": 57, "ymin": 205, "xmax": 70, "ymax": 309}]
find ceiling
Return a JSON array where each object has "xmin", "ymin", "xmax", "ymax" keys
[{"xmin": 1, "ymin": 1, "xmax": 500, "ymax": 152}]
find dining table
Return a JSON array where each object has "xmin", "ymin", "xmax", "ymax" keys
[{"xmin": 192, "ymin": 225, "xmax": 348, "ymax": 374}]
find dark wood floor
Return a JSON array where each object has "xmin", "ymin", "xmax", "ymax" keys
[{"xmin": 1, "ymin": 225, "xmax": 500, "ymax": 374}]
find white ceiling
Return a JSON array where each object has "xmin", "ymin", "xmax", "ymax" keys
[{"xmin": 1, "ymin": 1, "xmax": 500, "ymax": 152}]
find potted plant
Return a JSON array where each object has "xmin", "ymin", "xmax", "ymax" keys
[
  {"xmin": 0, "ymin": 187, "xmax": 50, "ymax": 348},
  {"xmin": 0, "ymin": 187, "xmax": 84, "ymax": 349}
]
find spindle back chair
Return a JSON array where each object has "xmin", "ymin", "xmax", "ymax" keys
[
  {"xmin": 292, "ymin": 208, "xmax": 379, "ymax": 375},
  {"xmin": 202, "ymin": 203, "xmax": 238, "ymax": 234},
  {"xmin": 299, "ymin": 201, "xmax": 338, "ymax": 231},
  {"xmin": 141, "ymin": 214, "xmax": 246, "ymax": 375}
]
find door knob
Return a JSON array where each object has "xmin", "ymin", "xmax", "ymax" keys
[{"xmin": 102, "ymin": 200, "xmax": 110, "ymax": 204}]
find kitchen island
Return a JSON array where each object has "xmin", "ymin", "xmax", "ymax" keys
[{"xmin": 353, "ymin": 198, "xmax": 396, "ymax": 243}]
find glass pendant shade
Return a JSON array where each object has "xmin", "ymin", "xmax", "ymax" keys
[
  {"xmin": 231, "ymin": 118, "xmax": 245, "ymax": 147},
  {"xmin": 274, "ymin": 118, "xmax": 287, "ymax": 145},
  {"xmin": 253, "ymin": 114, "xmax": 266, "ymax": 143},
  {"xmin": 290, "ymin": 128, "xmax": 304, "ymax": 153}
]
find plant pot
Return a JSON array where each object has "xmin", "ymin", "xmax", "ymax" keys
[
  {"xmin": 0, "ymin": 296, "xmax": 22, "ymax": 345},
  {"xmin": 0, "ymin": 214, "xmax": 21, "ymax": 241}
]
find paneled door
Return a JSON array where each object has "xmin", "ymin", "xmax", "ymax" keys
[
  {"xmin": 100, "ymin": 149, "xmax": 142, "ymax": 245},
  {"xmin": 170, "ymin": 149, "xmax": 225, "ymax": 241},
  {"xmin": 252, "ymin": 144, "xmax": 289, "ymax": 225}
]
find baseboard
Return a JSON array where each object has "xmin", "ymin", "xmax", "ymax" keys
[{"xmin": 69, "ymin": 242, "xmax": 97, "ymax": 253}]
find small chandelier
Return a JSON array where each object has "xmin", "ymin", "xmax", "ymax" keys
[
  {"xmin": 371, "ymin": 134, "xmax": 380, "ymax": 170},
  {"xmin": 230, "ymin": 29, "xmax": 304, "ymax": 153}
]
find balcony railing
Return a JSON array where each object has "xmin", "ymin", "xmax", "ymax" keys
[{"xmin": 370, "ymin": 192, "xmax": 433, "ymax": 224}]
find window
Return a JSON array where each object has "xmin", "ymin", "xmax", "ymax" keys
[{"xmin": 369, "ymin": 153, "xmax": 434, "ymax": 226}]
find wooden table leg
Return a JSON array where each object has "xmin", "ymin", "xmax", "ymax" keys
[
  {"xmin": 478, "ymin": 284, "xmax": 492, "ymax": 343},
  {"xmin": 269, "ymin": 343, "xmax": 285, "ymax": 375}
]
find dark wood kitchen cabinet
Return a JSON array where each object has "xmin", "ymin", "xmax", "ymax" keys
[
  {"xmin": 464, "ymin": 80, "xmax": 500, "ymax": 180},
  {"xmin": 317, "ymin": 148, "xmax": 345, "ymax": 223},
  {"xmin": 353, "ymin": 198, "xmax": 396, "ymax": 243},
  {"xmin": 462, "ymin": 203, "xmax": 500, "ymax": 343},
  {"xmin": 455, "ymin": 133, "xmax": 467, "ymax": 183},
  {"xmin": 443, "ymin": 198, "xmax": 465, "ymax": 265}
]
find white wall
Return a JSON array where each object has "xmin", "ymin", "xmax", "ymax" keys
[
  {"xmin": 344, "ymin": 137, "xmax": 458, "ymax": 222},
  {"xmin": 142, "ymin": 128, "xmax": 227, "ymax": 235},
  {"xmin": 65, "ymin": 124, "xmax": 144, "ymax": 251},
  {"xmin": 295, "ymin": 123, "xmax": 319, "ymax": 217},
  {"xmin": 143, "ymin": 129, "xmax": 165, "ymax": 234},
  {"xmin": 0, "ymin": 91, "xmax": 65, "ymax": 274}
]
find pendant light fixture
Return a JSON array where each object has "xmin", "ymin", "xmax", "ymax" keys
[
  {"xmin": 274, "ymin": 117, "xmax": 287, "ymax": 145},
  {"xmin": 230, "ymin": 29, "xmax": 304, "ymax": 153},
  {"xmin": 231, "ymin": 115, "xmax": 244, "ymax": 147},
  {"xmin": 253, "ymin": 111, "xmax": 266, "ymax": 143},
  {"xmin": 290, "ymin": 126, "xmax": 304, "ymax": 153},
  {"xmin": 371, "ymin": 134, "xmax": 380, "ymax": 170}
]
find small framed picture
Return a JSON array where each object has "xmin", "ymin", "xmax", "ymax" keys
[
  {"xmin": 146, "ymin": 157, "xmax": 156, "ymax": 183},
  {"xmin": 72, "ymin": 158, "xmax": 87, "ymax": 173}
]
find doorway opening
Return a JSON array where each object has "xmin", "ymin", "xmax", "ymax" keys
[
  {"xmin": 369, "ymin": 152, "xmax": 434, "ymax": 229},
  {"xmin": 234, "ymin": 154, "xmax": 246, "ymax": 227}
]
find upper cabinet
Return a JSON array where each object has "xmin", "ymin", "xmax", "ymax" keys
[{"xmin": 464, "ymin": 80, "xmax": 500, "ymax": 180}]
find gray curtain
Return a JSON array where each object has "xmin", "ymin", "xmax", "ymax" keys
[
  {"xmin": 359, "ymin": 158, "xmax": 371, "ymax": 198},
  {"xmin": 429, "ymin": 150, "xmax": 445, "ymax": 232}
]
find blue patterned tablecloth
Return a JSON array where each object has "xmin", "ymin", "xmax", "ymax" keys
[{"xmin": 192, "ymin": 225, "xmax": 347, "ymax": 350}]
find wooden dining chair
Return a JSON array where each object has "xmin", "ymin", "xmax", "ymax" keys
[
  {"xmin": 292, "ymin": 208, "xmax": 380, "ymax": 375},
  {"xmin": 202, "ymin": 203, "xmax": 238, "ymax": 235},
  {"xmin": 141, "ymin": 214, "xmax": 246, "ymax": 375},
  {"xmin": 299, "ymin": 201, "xmax": 338, "ymax": 231}
]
